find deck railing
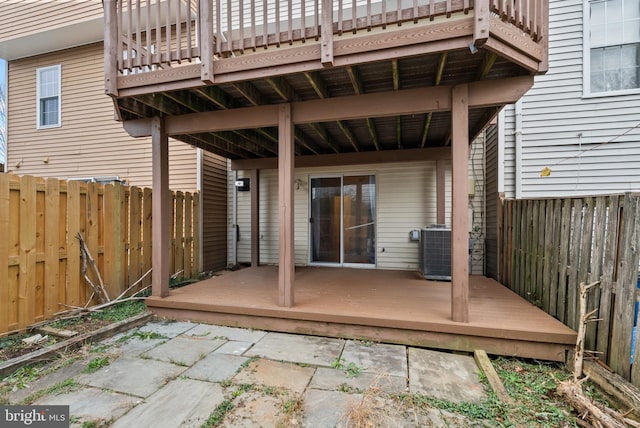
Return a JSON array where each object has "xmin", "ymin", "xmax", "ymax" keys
[{"xmin": 105, "ymin": 0, "xmax": 547, "ymax": 78}]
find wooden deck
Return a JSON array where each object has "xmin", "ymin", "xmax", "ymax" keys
[{"xmin": 146, "ymin": 266, "xmax": 576, "ymax": 361}]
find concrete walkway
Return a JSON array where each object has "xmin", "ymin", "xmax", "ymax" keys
[{"xmin": 8, "ymin": 319, "xmax": 487, "ymax": 427}]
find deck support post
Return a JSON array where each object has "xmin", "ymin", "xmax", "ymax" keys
[
  {"xmin": 436, "ymin": 159, "xmax": 446, "ymax": 224},
  {"xmin": 451, "ymin": 84, "xmax": 470, "ymax": 323},
  {"xmin": 199, "ymin": 0, "xmax": 214, "ymax": 83},
  {"xmin": 321, "ymin": 0, "xmax": 334, "ymax": 66},
  {"xmin": 103, "ymin": 0, "xmax": 118, "ymax": 97},
  {"xmin": 251, "ymin": 169, "xmax": 260, "ymax": 267},
  {"xmin": 278, "ymin": 104, "xmax": 295, "ymax": 307},
  {"xmin": 151, "ymin": 116, "xmax": 170, "ymax": 298}
]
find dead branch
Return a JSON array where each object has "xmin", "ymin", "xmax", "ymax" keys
[
  {"xmin": 557, "ymin": 380, "xmax": 638, "ymax": 428},
  {"xmin": 114, "ymin": 268, "xmax": 152, "ymax": 301},
  {"xmin": 575, "ymin": 281, "xmax": 601, "ymax": 381},
  {"xmin": 76, "ymin": 232, "xmax": 110, "ymax": 303}
]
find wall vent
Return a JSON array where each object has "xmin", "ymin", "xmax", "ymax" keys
[{"xmin": 420, "ymin": 225, "xmax": 451, "ymax": 280}]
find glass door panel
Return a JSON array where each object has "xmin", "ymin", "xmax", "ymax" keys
[
  {"xmin": 343, "ymin": 175, "xmax": 376, "ymax": 265},
  {"xmin": 310, "ymin": 177, "xmax": 341, "ymax": 263}
]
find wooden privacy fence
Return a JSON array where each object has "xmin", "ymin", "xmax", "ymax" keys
[
  {"xmin": 500, "ymin": 194, "xmax": 640, "ymax": 385},
  {"xmin": 0, "ymin": 173, "xmax": 200, "ymax": 335}
]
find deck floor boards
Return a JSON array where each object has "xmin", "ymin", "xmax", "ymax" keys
[{"xmin": 147, "ymin": 266, "xmax": 576, "ymax": 360}]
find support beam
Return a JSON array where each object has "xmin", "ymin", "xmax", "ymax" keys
[
  {"xmin": 451, "ymin": 84, "xmax": 469, "ymax": 323},
  {"xmin": 421, "ymin": 52, "xmax": 447, "ymax": 148},
  {"xmin": 278, "ymin": 104, "xmax": 295, "ymax": 307},
  {"xmin": 232, "ymin": 147, "xmax": 451, "ymax": 170},
  {"xmin": 437, "ymin": 159, "xmax": 446, "ymax": 224},
  {"xmin": 123, "ymin": 77, "xmax": 534, "ymax": 137},
  {"xmin": 251, "ymin": 169, "xmax": 260, "ymax": 267},
  {"xmin": 151, "ymin": 117, "xmax": 170, "ymax": 297}
]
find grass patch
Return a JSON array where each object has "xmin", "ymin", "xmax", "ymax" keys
[
  {"xmin": 83, "ymin": 357, "xmax": 110, "ymax": 374},
  {"xmin": 21, "ymin": 379, "xmax": 78, "ymax": 405},
  {"xmin": 90, "ymin": 300, "xmax": 146, "ymax": 322},
  {"xmin": 133, "ymin": 331, "xmax": 167, "ymax": 340},
  {"xmin": 201, "ymin": 400, "xmax": 234, "ymax": 427}
]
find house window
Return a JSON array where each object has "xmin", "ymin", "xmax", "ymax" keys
[
  {"xmin": 36, "ymin": 65, "xmax": 61, "ymax": 128},
  {"xmin": 588, "ymin": 0, "xmax": 640, "ymax": 94}
]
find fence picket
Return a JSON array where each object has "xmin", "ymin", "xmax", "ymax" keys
[
  {"xmin": 193, "ymin": 191, "xmax": 201, "ymax": 273},
  {"xmin": 18, "ymin": 175, "xmax": 37, "ymax": 328},
  {"xmin": 142, "ymin": 188, "xmax": 153, "ymax": 287},
  {"xmin": 531, "ymin": 200, "xmax": 539, "ymax": 304},
  {"xmin": 556, "ymin": 199, "xmax": 571, "ymax": 324},
  {"xmin": 67, "ymin": 180, "xmax": 81, "ymax": 307},
  {"xmin": 44, "ymin": 179, "xmax": 60, "ymax": 318},
  {"xmin": 536, "ymin": 200, "xmax": 545, "ymax": 307},
  {"xmin": 566, "ymin": 199, "xmax": 583, "ymax": 330},
  {"xmin": 542, "ymin": 200, "xmax": 553, "ymax": 313},
  {"xmin": 0, "ymin": 174, "xmax": 10, "ymax": 332},
  {"xmin": 86, "ymin": 182, "xmax": 100, "ymax": 296},
  {"xmin": 175, "ymin": 191, "xmax": 185, "ymax": 277},
  {"xmin": 184, "ymin": 192, "xmax": 193, "ymax": 279},
  {"xmin": 129, "ymin": 186, "xmax": 142, "ymax": 288},
  {"xmin": 548, "ymin": 199, "xmax": 561, "ymax": 317}
]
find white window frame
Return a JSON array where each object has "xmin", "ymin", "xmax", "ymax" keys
[
  {"xmin": 36, "ymin": 64, "xmax": 61, "ymax": 129},
  {"xmin": 583, "ymin": 0, "xmax": 640, "ymax": 97}
]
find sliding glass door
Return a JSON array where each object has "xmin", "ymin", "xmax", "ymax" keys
[{"xmin": 310, "ymin": 175, "xmax": 376, "ymax": 266}]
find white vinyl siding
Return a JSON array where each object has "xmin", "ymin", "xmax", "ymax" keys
[
  {"xmin": 36, "ymin": 65, "xmax": 61, "ymax": 129},
  {"xmin": 501, "ymin": 0, "xmax": 640, "ymax": 198}
]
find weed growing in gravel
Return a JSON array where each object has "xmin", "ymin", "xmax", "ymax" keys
[
  {"xmin": 331, "ymin": 358, "xmax": 363, "ymax": 378},
  {"xmin": 201, "ymin": 400, "xmax": 234, "ymax": 427},
  {"xmin": 133, "ymin": 331, "xmax": 167, "ymax": 340}
]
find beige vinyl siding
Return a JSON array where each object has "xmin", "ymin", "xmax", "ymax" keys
[
  {"xmin": 232, "ymin": 161, "xmax": 454, "ymax": 271},
  {"xmin": 202, "ymin": 151, "xmax": 228, "ymax": 271},
  {"xmin": 6, "ymin": 43, "xmax": 198, "ymax": 191},
  {"xmin": 0, "ymin": 0, "xmax": 102, "ymax": 42},
  {"xmin": 501, "ymin": 0, "xmax": 640, "ymax": 198}
]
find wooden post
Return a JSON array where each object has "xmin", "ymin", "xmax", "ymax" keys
[
  {"xmin": 251, "ymin": 169, "xmax": 260, "ymax": 267},
  {"xmin": 321, "ymin": 0, "xmax": 334, "ymax": 66},
  {"xmin": 104, "ymin": 0, "xmax": 119, "ymax": 97},
  {"xmin": 200, "ymin": 0, "xmax": 214, "ymax": 83},
  {"xmin": 152, "ymin": 116, "xmax": 170, "ymax": 297},
  {"xmin": 451, "ymin": 84, "xmax": 469, "ymax": 323},
  {"xmin": 278, "ymin": 104, "xmax": 295, "ymax": 307},
  {"xmin": 436, "ymin": 159, "xmax": 446, "ymax": 224},
  {"xmin": 473, "ymin": 0, "xmax": 489, "ymax": 48}
]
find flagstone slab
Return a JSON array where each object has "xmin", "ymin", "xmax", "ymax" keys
[
  {"xmin": 141, "ymin": 336, "xmax": 225, "ymax": 366},
  {"xmin": 183, "ymin": 353, "xmax": 249, "ymax": 383},
  {"xmin": 245, "ymin": 332, "xmax": 344, "ymax": 366},
  {"xmin": 341, "ymin": 340, "xmax": 408, "ymax": 377},
  {"xmin": 233, "ymin": 359, "xmax": 315, "ymax": 395}
]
